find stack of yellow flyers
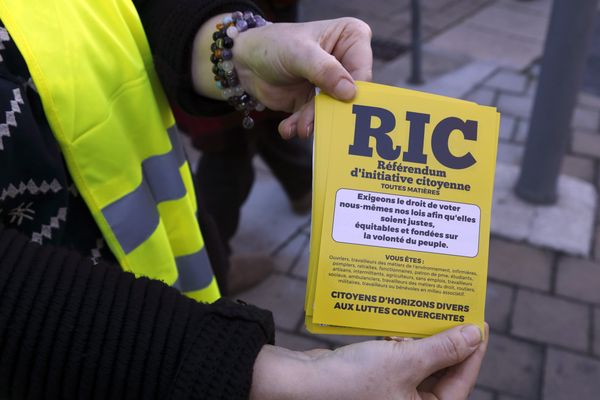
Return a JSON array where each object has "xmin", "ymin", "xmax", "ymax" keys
[{"xmin": 305, "ymin": 82, "xmax": 500, "ymax": 337}]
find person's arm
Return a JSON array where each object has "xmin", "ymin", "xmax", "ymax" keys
[
  {"xmin": 191, "ymin": 17, "xmax": 373, "ymax": 139},
  {"xmin": 0, "ymin": 226, "xmax": 487, "ymax": 400},
  {"xmin": 0, "ymin": 228, "xmax": 274, "ymax": 400},
  {"xmin": 134, "ymin": 0, "xmax": 263, "ymax": 116},
  {"xmin": 135, "ymin": 0, "xmax": 373, "ymax": 139}
]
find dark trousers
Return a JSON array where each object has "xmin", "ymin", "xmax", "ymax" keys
[{"xmin": 194, "ymin": 117, "xmax": 312, "ymax": 293}]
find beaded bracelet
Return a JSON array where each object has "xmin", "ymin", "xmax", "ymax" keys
[{"xmin": 211, "ymin": 11, "xmax": 268, "ymax": 129}]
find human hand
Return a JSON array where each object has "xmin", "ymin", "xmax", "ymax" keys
[
  {"xmin": 192, "ymin": 16, "xmax": 372, "ymax": 139},
  {"xmin": 232, "ymin": 18, "xmax": 373, "ymax": 139},
  {"xmin": 250, "ymin": 324, "xmax": 488, "ymax": 400}
]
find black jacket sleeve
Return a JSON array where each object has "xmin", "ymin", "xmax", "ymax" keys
[
  {"xmin": 134, "ymin": 0, "xmax": 262, "ymax": 116},
  {"xmin": 0, "ymin": 228, "xmax": 274, "ymax": 400}
]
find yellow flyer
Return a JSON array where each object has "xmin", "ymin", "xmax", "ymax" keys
[{"xmin": 307, "ymin": 81, "xmax": 500, "ymax": 337}]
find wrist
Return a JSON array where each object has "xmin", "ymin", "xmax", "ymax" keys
[
  {"xmin": 191, "ymin": 13, "xmax": 230, "ymax": 100},
  {"xmin": 250, "ymin": 345, "xmax": 314, "ymax": 400},
  {"xmin": 192, "ymin": 11, "xmax": 268, "ymax": 128}
]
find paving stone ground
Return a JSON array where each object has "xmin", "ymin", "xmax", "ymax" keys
[{"xmin": 224, "ymin": 1, "xmax": 600, "ymax": 399}]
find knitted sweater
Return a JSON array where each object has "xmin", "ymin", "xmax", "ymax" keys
[{"xmin": 0, "ymin": 228, "xmax": 274, "ymax": 399}]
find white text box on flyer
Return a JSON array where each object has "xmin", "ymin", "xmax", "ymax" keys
[{"xmin": 331, "ymin": 189, "xmax": 481, "ymax": 257}]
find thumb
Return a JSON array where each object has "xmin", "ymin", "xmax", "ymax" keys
[{"xmin": 402, "ymin": 325, "xmax": 483, "ymax": 384}]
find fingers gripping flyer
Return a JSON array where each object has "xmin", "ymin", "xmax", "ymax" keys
[{"xmin": 305, "ymin": 82, "xmax": 500, "ymax": 337}]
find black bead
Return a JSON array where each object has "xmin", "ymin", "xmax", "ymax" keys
[
  {"xmin": 247, "ymin": 17, "xmax": 256, "ymax": 28},
  {"xmin": 242, "ymin": 115, "xmax": 255, "ymax": 129},
  {"xmin": 210, "ymin": 54, "xmax": 219, "ymax": 64},
  {"xmin": 223, "ymin": 37, "xmax": 234, "ymax": 49},
  {"xmin": 220, "ymin": 78, "xmax": 230, "ymax": 88},
  {"xmin": 210, "ymin": 42, "xmax": 217, "ymax": 52},
  {"xmin": 212, "ymin": 31, "xmax": 224, "ymax": 40}
]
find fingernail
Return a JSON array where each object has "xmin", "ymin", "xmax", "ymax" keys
[
  {"xmin": 287, "ymin": 124, "xmax": 297, "ymax": 139},
  {"xmin": 334, "ymin": 79, "xmax": 356, "ymax": 100},
  {"xmin": 461, "ymin": 325, "xmax": 482, "ymax": 346},
  {"xmin": 306, "ymin": 123, "xmax": 314, "ymax": 137}
]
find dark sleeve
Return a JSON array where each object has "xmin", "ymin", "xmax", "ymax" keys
[
  {"xmin": 134, "ymin": 0, "xmax": 262, "ymax": 116},
  {"xmin": 0, "ymin": 228, "xmax": 274, "ymax": 400}
]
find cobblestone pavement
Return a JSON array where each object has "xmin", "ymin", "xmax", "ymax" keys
[
  {"xmin": 299, "ymin": 0, "xmax": 492, "ymax": 52},
  {"xmin": 228, "ymin": 1, "xmax": 600, "ymax": 399},
  {"xmin": 299, "ymin": 0, "xmax": 493, "ymax": 73}
]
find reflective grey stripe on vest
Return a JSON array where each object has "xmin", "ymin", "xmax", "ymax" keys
[
  {"xmin": 101, "ymin": 126, "xmax": 213, "ymax": 290},
  {"xmin": 102, "ymin": 180, "xmax": 159, "ymax": 254},
  {"xmin": 103, "ymin": 126, "xmax": 186, "ymax": 253},
  {"xmin": 171, "ymin": 247, "xmax": 214, "ymax": 292}
]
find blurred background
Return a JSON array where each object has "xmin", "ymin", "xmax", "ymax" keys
[{"xmin": 185, "ymin": 1, "xmax": 600, "ymax": 398}]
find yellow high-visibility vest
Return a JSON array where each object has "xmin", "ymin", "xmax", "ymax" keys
[{"xmin": 0, "ymin": 0, "xmax": 220, "ymax": 302}]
